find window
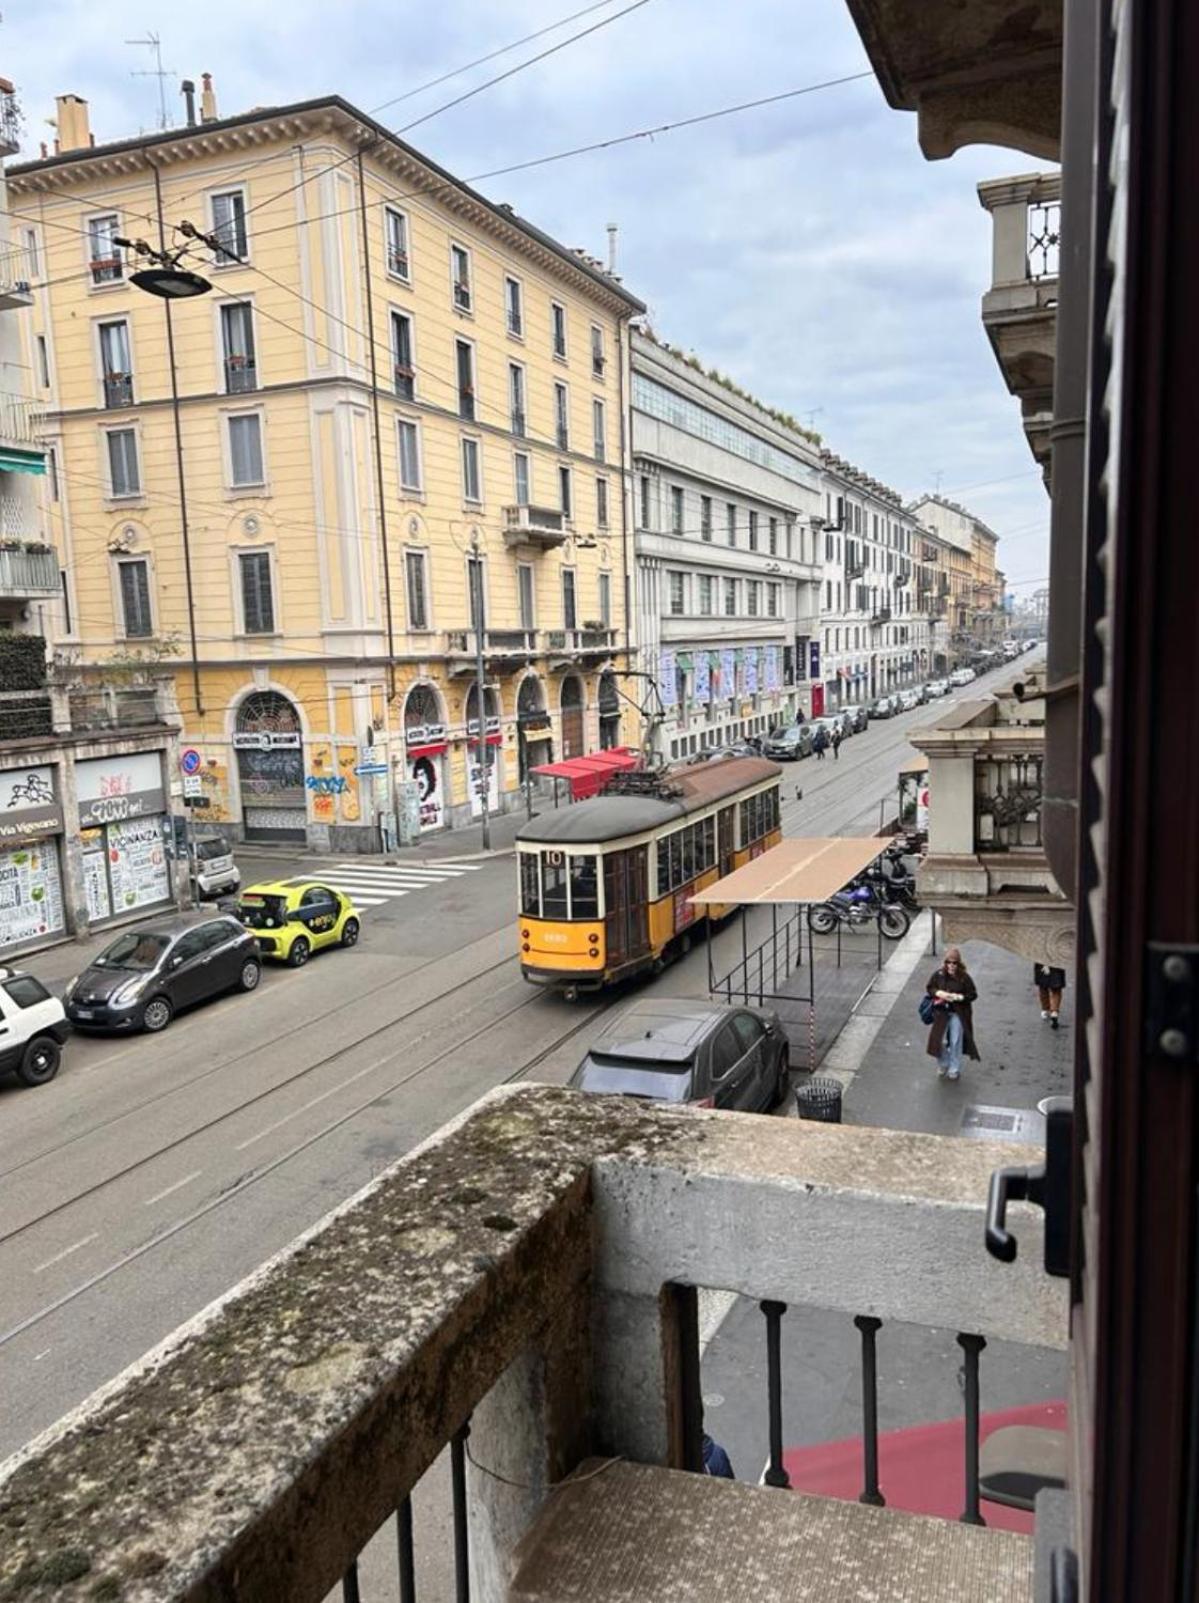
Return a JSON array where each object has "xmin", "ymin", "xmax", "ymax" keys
[
  {"xmin": 825, "ymin": 579, "xmax": 832, "ymax": 609},
  {"xmin": 98, "ymin": 319, "xmax": 132, "ymax": 408},
  {"xmin": 509, "ymin": 363, "xmax": 526, "ymax": 435},
  {"xmin": 655, "ymin": 816, "xmax": 717, "ymax": 895},
  {"xmin": 726, "ymin": 502, "xmax": 736, "ymax": 546},
  {"xmin": 739, "ymin": 786, "xmax": 780, "ymax": 845},
  {"xmin": 640, "ymin": 475, "xmax": 652, "ymax": 529},
  {"xmin": 593, "ymin": 398, "xmax": 606, "ymax": 462},
  {"xmin": 520, "ymin": 853, "xmax": 541, "ymax": 916},
  {"xmin": 47, "ymin": 447, "xmax": 59, "ymax": 501},
  {"xmin": 405, "ymin": 549, "xmax": 429, "ymax": 630},
  {"xmin": 596, "ymin": 476, "xmax": 609, "ymax": 527},
  {"xmin": 669, "ymin": 571, "xmax": 686, "ymax": 615},
  {"xmin": 723, "ymin": 577, "xmax": 736, "ymax": 616},
  {"xmin": 239, "ymin": 551, "xmax": 275, "ymax": 634},
  {"xmin": 700, "ymin": 495, "xmax": 712, "ymax": 540},
  {"xmin": 551, "ymin": 301, "xmax": 567, "ymax": 359},
  {"xmin": 118, "ymin": 558, "xmax": 152, "ymax": 636},
  {"xmin": 106, "ymin": 428, "xmax": 140, "ymax": 497},
  {"xmin": 767, "ymin": 583, "xmax": 779, "ymax": 618},
  {"xmin": 228, "ymin": 413, "xmax": 264, "ymax": 487},
  {"xmin": 748, "ymin": 510, "xmax": 759, "ymax": 551},
  {"xmin": 671, "ymin": 485, "xmax": 684, "ymax": 534},
  {"xmin": 451, "ymin": 243, "xmax": 472, "ymax": 311},
  {"xmin": 591, "ymin": 324, "xmax": 605, "ymax": 378},
  {"xmin": 699, "ymin": 574, "xmax": 713, "ymax": 615},
  {"xmin": 398, "ymin": 419, "xmax": 422, "ymax": 492},
  {"xmin": 466, "ymin": 554, "xmax": 485, "ymax": 629},
  {"xmin": 747, "ymin": 580, "xmax": 760, "ymax": 617},
  {"xmin": 461, "ymin": 437, "xmax": 482, "ymax": 503},
  {"xmin": 562, "ymin": 567, "xmax": 577, "ymax": 630},
  {"xmin": 36, "ymin": 335, "xmax": 49, "ymax": 389},
  {"xmin": 391, "ymin": 311, "xmax": 414, "ymax": 399},
  {"xmin": 518, "ymin": 563, "xmax": 535, "ymax": 629},
  {"xmin": 210, "ymin": 190, "xmax": 248, "ymax": 266},
  {"xmin": 598, "ymin": 570, "xmax": 611, "ymax": 628},
  {"xmin": 88, "ymin": 214, "xmax": 122, "ymax": 284},
  {"xmin": 454, "ymin": 339, "xmax": 476, "ymax": 420},
  {"xmin": 554, "ymin": 382, "xmax": 569, "ymax": 450},
  {"xmin": 24, "ymin": 228, "xmax": 39, "ymax": 279},
  {"xmin": 59, "ymin": 570, "xmax": 71, "ymax": 635},
  {"xmin": 558, "ymin": 464, "xmax": 572, "ymax": 517},
  {"xmin": 769, "ymin": 517, "xmax": 778, "ymax": 556},
  {"xmin": 385, "ymin": 208, "xmax": 409, "ymax": 281},
  {"xmin": 514, "ymin": 451, "xmax": 531, "ymax": 506},
  {"xmin": 220, "ymin": 302, "xmax": 257, "ymax": 392},
  {"xmin": 505, "ymin": 276, "xmax": 523, "ymax": 337}
]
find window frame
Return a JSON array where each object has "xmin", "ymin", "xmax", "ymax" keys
[
  {"xmin": 698, "ymin": 574, "xmax": 714, "ymax": 616},
  {"xmin": 390, "ymin": 308, "xmax": 416, "ymax": 400},
  {"xmin": 558, "ymin": 463, "xmax": 573, "ymax": 519},
  {"xmin": 95, "ymin": 315, "xmax": 135, "ymax": 409},
  {"xmin": 384, "ymin": 206, "xmax": 411, "ymax": 284},
  {"xmin": 513, "ymin": 449, "xmax": 532, "ymax": 507},
  {"xmin": 450, "ymin": 241, "xmax": 473, "ymax": 314},
  {"xmin": 103, "ymin": 423, "xmax": 142, "ymax": 500},
  {"xmin": 726, "ymin": 502, "xmax": 737, "ymax": 546},
  {"xmin": 224, "ymin": 407, "xmax": 267, "ymax": 491},
  {"xmin": 553, "ymin": 379, "xmax": 570, "ymax": 450},
  {"xmin": 592, "ymin": 396, "xmax": 606, "ymax": 462},
  {"xmin": 397, "ymin": 415, "xmax": 423, "ymax": 495},
  {"xmin": 404, "ymin": 546, "xmax": 431, "ymax": 632},
  {"xmin": 550, "ymin": 300, "xmax": 568, "ymax": 361},
  {"xmin": 455, "ymin": 337, "xmax": 477, "ymax": 421},
  {"xmin": 669, "ymin": 570, "xmax": 686, "ymax": 616},
  {"xmin": 700, "ymin": 495, "xmax": 713, "ymax": 541},
  {"xmin": 116, "ymin": 555, "xmax": 154, "ymax": 639},
  {"xmin": 598, "ymin": 569, "xmax": 612, "ymax": 629},
  {"xmin": 508, "ymin": 360, "xmax": 527, "ymax": 436},
  {"xmin": 590, "ymin": 322, "xmax": 606, "ymax": 379},
  {"xmin": 217, "ymin": 297, "xmax": 259, "ymax": 394},
  {"xmin": 209, "ymin": 186, "xmax": 250, "ymax": 268},
  {"xmin": 505, "ymin": 274, "xmax": 524, "ymax": 339},
  {"xmin": 517, "ymin": 561, "xmax": 536, "ymax": 630},
  {"xmin": 723, "ymin": 576, "xmax": 737, "ymax": 616},
  {"xmin": 596, "ymin": 474, "xmax": 610, "ymax": 528},
  {"xmin": 670, "ymin": 484, "xmax": 685, "ymax": 535},
  {"xmin": 86, "ymin": 212, "xmax": 123, "ymax": 288},
  {"xmin": 237, "ymin": 546, "xmax": 277, "ymax": 636},
  {"xmin": 461, "ymin": 435, "xmax": 483, "ymax": 506},
  {"xmin": 562, "ymin": 566, "xmax": 578, "ymax": 631}
]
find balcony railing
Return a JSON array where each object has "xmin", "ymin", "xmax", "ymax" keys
[
  {"xmin": 0, "ymin": 244, "xmax": 34, "ymax": 309},
  {"xmin": 67, "ymin": 686, "xmax": 163, "ymax": 732},
  {"xmin": 0, "ymin": 87, "xmax": 20, "ymax": 156},
  {"xmin": 0, "ymin": 394, "xmax": 43, "ymax": 449},
  {"xmin": 545, "ymin": 627, "xmax": 617, "ymax": 655},
  {"xmin": 453, "ymin": 279, "xmax": 472, "ymax": 312},
  {"xmin": 0, "ymin": 544, "xmax": 58, "ymax": 599},
  {"xmin": 224, "ymin": 354, "xmax": 257, "ymax": 393},
  {"xmin": 975, "ymin": 752, "xmax": 1044, "ymax": 850},
  {"xmin": 387, "ymin": 246, "xmax": 409, "ymax": 280},
  {"xmin": 556, "ymin": 423, "xmax": 570, "ymax": 450},
  {"xmin": 511, "ymin": 408, "xmax": 526, "ymax": 438},
  {"xmin": 394, "ymin": 363, "xmax": 415, "ymax": 400},
  {"xmin": 0, "ymin": 1087, "xmax": 1062, "ymax": 1603},
  {"xmin": 89, "ymin": 255, "xmax": 122, "ymax": 286},
  {"xmin": 871, "ymin": 606, "xmax": 892, "ymax": 626},
  {"xmin": 103, "ymin": 371, "xmax": 134, "ymax": 409},
  {"xmin": 504, "ymin": 504, "xmax": 569, "ymax": 550}
]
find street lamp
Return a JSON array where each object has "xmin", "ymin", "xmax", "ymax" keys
[{"xmin": 115, "ymin": 236, "xmax": 213, "ymax": 299}]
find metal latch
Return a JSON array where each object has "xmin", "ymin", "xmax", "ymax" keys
[
  {"xmin": 985, "ymin": 1102, "xmax": 1072, "ymax": 1276},
  {"xmin": 1145, "ymin": 943, "xmax": 1199, "ymax": 1063}
]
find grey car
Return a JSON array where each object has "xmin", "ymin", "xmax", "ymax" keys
[
  {"xmin": 845, "ymin": 704, "xmax": 869, "ymax": 733},
  {"xmin": 763, "ymin": 723, "xmax": 813, "ymax": 761},
  {"xmin": 64, "ymin": 914, "xmax": 261, "ymax": 1034},
  {"xmin": 569, "ymin": 999, "xmax": 789, "ymax": 1112}
]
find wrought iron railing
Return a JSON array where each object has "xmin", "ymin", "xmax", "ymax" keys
[
  {"xmin": 103, "ymin": 372, "xmax": 134, "ymax": 409},
  {"xmin": 1027, "ymin": 199, "xmax": 1061, "ymax": 281},
  {"xmin": 0, "ymin": 544, "xmax": 58, "ymax": 595},
  {"xmin": 975, "ymin": 752, "xmax": 1044, "ymax": 850},
  {"xmin": 0, "ymin": 393, "xmax": 43, "ymax": 446},
  {"xmin": 224, "ymin": 354, "xmax": 257, "ymax": 393}
]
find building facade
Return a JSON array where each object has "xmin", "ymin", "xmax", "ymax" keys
[
  {"xmin": 12, "ymin": 88, "xmax": 643, "ymax": 849},
  {"xmin": 909, "ymin": 494, "xmax": 998, "ymax": 665},
  {"xmin": 630, "ymin": 331, "xmax": 822, "ymax": 759},
  {"xmin": 816, "ymin": 453, "xmax": 925, "ymax": 709}
]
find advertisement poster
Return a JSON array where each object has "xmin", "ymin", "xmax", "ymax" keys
[
  {"xmin": 746, "ymin": 649, "xmax": 760, "ymax": 696},
  {"xmin": 721, "ymin": 649, "xmax": 737, "ymax": 702},
  {"xmin": 917, "ymin": 779, "xmax": 931, "ymax": 834},
  {"xmin": 76, "ymin": 752, "xmax": 166, "ymax": 828},
  {"xmin": 81, "ymin": 831, "xmax": 111, "ymax": 923},
  {"xmin": 106, "ymin": 817, "xmax": 170, "ymax": 914},
  {"xmin": 658, "ymin": 651, "xmax": 677, "ymax": 708},
  {"xmin": 693, "ymin": 652, "xmax": 711, "ymax": 704},
  {"xmin": 410, "ymin": 754, "xmax": 445, "ymax": 832},
  {"xmin": 468, "ymin": 751, "xmax": 500, "ymax": 818},
  {"xmin": 0, "ymin": 840, "xmax": 65, "ymax": 950},
  {"xmin": 809, "ymin": 641, "xmax": 821, "ymax": 681},
  {"xmin": 765, "ymin": 647, "xmax": 781, "ymax": 694}
]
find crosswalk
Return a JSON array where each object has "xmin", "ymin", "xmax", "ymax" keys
[{"xmin": 284, "ymin": 860, "xmax": 485, "ymax": 911}]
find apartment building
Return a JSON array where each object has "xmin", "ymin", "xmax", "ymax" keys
[
  {"xmin": 815, "ymin": 453, "xmax": 925, "ymax": 710},
  {"xmin": 630, "ymin": 331, "xmax": 822, "ymax": 758},
  {"xmin": 12, "ymin": 86, "xmax": 642, "ymax": 847},
  {"xmin": 912, "ymin": 521, "xmax": 952, "ymax": 674},
  {"xmin": 910, "ymin": 495, "xmax": 1000, "ymax": 663}
]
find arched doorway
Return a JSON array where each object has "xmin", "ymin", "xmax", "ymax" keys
[
  {"xmin": 598, "ymin": 670, "xmax": 621, "ymax": 749},
  {"xmin": 236, "ymin": 690, "xmax": 306, "ymax": 843},
  {"xmin": 560, "ymin": 674, "xmax": 585, "ymax": 759},
  {"xmin": 403, "ymin": 683, "xmax": 448, "ymax": 833},
  {"xmin": 518, "ymin": 675, "xmax": 552, "ymax": 779},
  {"xmin": 465, "ymin": 683, "xmax": 502, "ymax": 817}
]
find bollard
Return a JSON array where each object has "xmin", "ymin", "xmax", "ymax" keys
[{"xmin": 795, "ymin": 1076, "xmax": 842, "ymax": 1123}]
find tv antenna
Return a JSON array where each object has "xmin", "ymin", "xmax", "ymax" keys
[{"xmin": 127, "ymin": 33, "xmax": 175, "ymax": 130}]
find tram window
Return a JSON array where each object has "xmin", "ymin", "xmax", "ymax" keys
[
  {"xmin": 570, "ymin": 855, "xmax": 599, "ymax": 919},
  {"xmin": 703, "ymin": 815, "xmax": 716, "ymax": 866},
  {"xmin": 520, "ymin": 854, "xmax": 541, "ymax": 916},
  {"xmin": 657, "ymin": 837, "xmax": 670, "ymax": 894},
  {"xmin": 543, "ymin": 853, "xmax": 569, "ymax": 918},
  {"xmin": 681, "ymin": 828, "xmax": 697, "ymax": 882},
  {"xmin": 669, "ymin": 833, "xmax": 683, "ymax": 888}
]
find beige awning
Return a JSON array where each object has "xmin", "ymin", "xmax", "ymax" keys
[
  {"xmin": 689, "ymin": 836, "xmax": 888, "ymax": 906},
  {"xmin": 899, "ymin": 752, "xmax": 929, "ymax": 776}
]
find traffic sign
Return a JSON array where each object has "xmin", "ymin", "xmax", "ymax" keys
[
  {"xmin": 180, "ymin": 747, "xmax": 201, "ymax": 775},
  {"xmin": 354, "ymin": 762, "xmax": 388, "ymax": 776},
  {"xmin": 183, "ymin": 774, "xmax": 204, "ymax": 797}
]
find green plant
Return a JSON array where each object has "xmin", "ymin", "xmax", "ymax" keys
[
  {"xmin": 101, "ymin": 631, "xmax": 184, "ymax": 686},
  {"xmin": 0, "ymin": 631, "xmax": 47, "ymax": 690}
]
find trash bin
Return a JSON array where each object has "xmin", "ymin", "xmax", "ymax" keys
[{"xmin": 795, "ymin": 1076, "xmax": 843, "ymax": 1123}]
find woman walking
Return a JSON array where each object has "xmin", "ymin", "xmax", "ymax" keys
[
  {"xmin": 925, "ymin": 947, "xmax": 980, "ymax": 1081},
  {"xmin": 1033, "ymin": 962, "xmax": 1067, "ymax": 1030}
]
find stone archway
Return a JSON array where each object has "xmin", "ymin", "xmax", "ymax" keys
[
  {"xmin": 518, "ymin": 675, "xmax": 551, "ymax": 779},
  {"xmin": 235, "ymin": 690, "xmax": 306, "ymax": 843}
]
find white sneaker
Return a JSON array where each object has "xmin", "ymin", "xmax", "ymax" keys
[
  {"xmin": 937, "ymin": 1063, "xmax": 948, "ymax": 1077},
  {"xmin": 1041, "ymin": 1010, "xmax": 1049, "ymax": 1020},
  {"xmin": 947, "ymin": 1068, "xmax": 961, "ymax": 1081}
]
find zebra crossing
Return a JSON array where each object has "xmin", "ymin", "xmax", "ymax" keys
[{"xmin": 284, "ymin": 860, "xmax": 485, "ymax": 911}]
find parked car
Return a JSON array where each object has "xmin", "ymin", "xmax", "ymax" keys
[
  {"xmin": 234, "ymin": 880, "xmax": 361, "ymax": 966},
  {"xmin": 868, "ymin": 696, "xmax": 896, "ymax": 719},
  {"xmin": 762, "ymin": 723, "xmax": 813, "ymax": 761},
  {"xmin": 896, "ymin": 688, "xmax": 921, "ymax": 712},
  {"xmin": 814, "ymin": 712, "xmax": 854, "ymax": 743},
  {"xmin": 569, "ymin": 999, "xmax": 789, "ymax": 1113},
  {"xmin": 949, "ymin": 667, "xmax": 977, "ymax": 686},
  {"xmin": 924, "ymin": 679, "xmax": 948, "ymax": 698},
  {"xmin": 64, "ymin": 915, "xmax": 261, "ymax": 1034},
  {"xmin": 702, "ymin": 741, "xmax": 761, "ymax": 763},
  {"xmin": 0, "ymin": 966, "xmax": 71, "ymax": 1088},
  {"xmin": 844, "ymin": 704, "xmax": 870, "ymax": 733},
  {"xmin": 191, "ymin": 835, "xmax": 240, "ymax": 900}
]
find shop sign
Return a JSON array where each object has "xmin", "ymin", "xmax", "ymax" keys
[
  {"xmin": 76, "ymin": 751, "xmax": 166, "ymax": 829},
  {"xmin": 406, "ymin": 723, "xmax": 447, "ymax": 746},
  {"xmin": 469, "ymin": 752, "xmax": 500, "ymax": 818},
  {"xmin": 232, "ymin": 731, "xmax": 302, "ymax": 750},
  {"xmin": 809, "ymin": 641, "xmax": 821, "ymax": 680},
  {"xmin": 0, "ymin": 766, "xmax": 62, "ymax": 842}
]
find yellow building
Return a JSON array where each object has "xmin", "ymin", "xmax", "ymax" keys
[
  {"xmin": 969, "ymin": 525, "xmax": 1002, "ymax": 642},
  {"xmin": 13, "ymin": 87, "xmax": 643, "ymax": 847}
]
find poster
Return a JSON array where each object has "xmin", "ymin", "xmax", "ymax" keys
[
  {"xmin": 917, "ymin": 779, "xmax": 931, "ymax": 834},
  {"xmin": 659, "ymin": 651, "xmax": 677, "ymax": 708},
  {"xmin": 81, "ymin": 830, "xmax": 111, "ymax": 923},
  {"xmin": 0, "ymin": 840, "xmax": 65, "ymax": 950},
  {"xmin": 746, "ymin": 649, "xmax": 760, "ymax": 696},
  {"xmin": 411, "ymin": 754, "xmax": 446, "ymax": 832},
  {"xmin": 469, "ymin": 751, "xmax": 500, "ymax": 818},
  {"xmin": 0, "ymin": 764, "xmax": 62, "ymax": 843},
  {"xmin": 765, "ymin": 647, "xmax": 781, "ymax": 694},
  {"xmin": 106, "ymin": 817, "xmax": 171, "ymax": 914},
  {"xmin": 76, "ymin": 752, "xmax": 166, "ymax": 828},
  {"xmin": 721, "ymin": 649, "xmax": 737, "ymax": 702},
  {"xmin": 693, "ymin": 652, "xmax": 711, "ymax": 704}
]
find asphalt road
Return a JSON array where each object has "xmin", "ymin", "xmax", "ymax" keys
[{"xmin": 0, "ymin": 654, "xmax": 1047, "ymax": 1480}]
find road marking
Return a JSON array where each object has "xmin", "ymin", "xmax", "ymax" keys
[
  {"xmin": 336, "ymin": 862, "xmax": 467, "ymax": 877},
  {"xmin": 233, "ymin": 1055, "xmax": 389, "ymax": 1150},
  {"xmin": 33, "ymin": 1233, "xmax": 98, "ymax": 1275},
  {"xmin": 331, "ymin": 893, "xmax": 391, "ymax": 906},
  {"xmin": 142, "ymin": 1169, "xmax": 203, "ymax": 1207}
]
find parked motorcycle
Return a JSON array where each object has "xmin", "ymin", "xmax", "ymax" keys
[{"xmin": 807, "ymin": 880, "xmax": 911, "ymax": 940}]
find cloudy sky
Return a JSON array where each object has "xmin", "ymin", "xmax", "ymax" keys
[{"xmin": 10, "ymin": 0, "xmax": 1051, "ymax": 588}]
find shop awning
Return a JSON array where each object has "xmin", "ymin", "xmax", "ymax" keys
[
  {"xmin": 688, "ymin": 836, "xmax": 888, "ymax": 906},
  {"xmin": 529, "ymin": 747, "xmax": 641, "ymax": 800},
  {"xmin": 0, "ymin": 448, "xmax": 46, "ymax": 475}
]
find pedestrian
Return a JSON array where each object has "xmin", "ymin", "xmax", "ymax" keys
[
  {"xmin": 702, "ymin": 1432, "xmax": 735, "ymax": 1479},
  {"xmin": 925, "ymin": 946, "xmax": 980, "ymax": 1082},
  {"xmin": 1033, "ymin": 962, "xmax": 1067, "ymax": 1030},
  {"xmin": 813, "ymin": 726, "xmax": 828, "ymax": 761},
  {"xmin": 831, "ymin": 726, "xmax": 842, "ymax": 761}
]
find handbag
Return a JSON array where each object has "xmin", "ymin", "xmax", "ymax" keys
[{"xmin": 918, "ymin": 993, "xmax": 936, "ymax": 1026}]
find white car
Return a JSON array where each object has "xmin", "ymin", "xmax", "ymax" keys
[
  {"xmin": 191, "ymin": 836, "xmax": 240, "ymax": 900},
  {"xmin": 949, "ymin": 667, "xmax": 977, "ymax": 686},
  {"xmin": 896, "ymin": 689, "xmax": 921, "ymax": 712},
  {"xmin": 925, "ymin": 680, "xmax": 948, "ymax": 698},
  {"xmin": 0, "ymin": 966, "xmax": 70, "ymax": 1088}
]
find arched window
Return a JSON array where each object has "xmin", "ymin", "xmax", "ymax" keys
[
  {"xmin": 236, "ymin": 690, "xmax": 300, "ymax": 735},
  {"xmin": 404, "ymin": 683, "xmax": 445, "ymax": 737}
]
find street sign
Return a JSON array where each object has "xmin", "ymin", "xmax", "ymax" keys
[
  {"xmin": 183, "ymin": 774, "xmax": 204, "ymax": 798},
  {"xmin": 180, "ymin": 748, "xmax": 201, "ymax": 775},
  {"xmin": 354, "ymin": 762, "xmax": 388, "ymax": 776}
]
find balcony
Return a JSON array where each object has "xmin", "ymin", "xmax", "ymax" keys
[
  {"xmin": 910, "ymin": 670, "xmax": 1073, "ymax": 964},
  {"xmin": 0, "ymin": 244, "xmax": 34, "ymax": 310},
  {"xmin": 224, "ymin": 353, "xmax": 257, "ymax": 394},
  {"xmin": 103, "ymin": 371, "xmax": 134, "ymax": 409},
  {"xmin": 0, "ymin": 85, "xmax": 20, "ymax": 156},
  {"xmin": 870, "ymin": 606, "xmax": 892, "ymax": 626},
  {"xmin": 445, "ymin": 629, "xmax": 539, "ymax": 674},
  {"xmin": 0, "ymin": 678, "xmax": 178, "ymax": 746},
  {"xmin": 0, "ymin": 542, "xmax": 58, "ymax": 600},
  {"xmin": 978, "ymin": 172, "xmax": 1060, "ymax": 478},
  {"xmin": 504, "ymin": 504, "xmax": 570, "ymax": 550},
  {"xmin": 0, "ymin": 1086, "xmax": 1064, "ymax": 1603},
  {"xmin": 0, "ymin": 393, "xmax": 44, "ymax": 453}
]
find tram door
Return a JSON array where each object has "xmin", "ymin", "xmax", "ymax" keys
[
  {"xmin": 718, "ymin": 806, "xmax": 736, "ymax": 875},
  {"xmin": 604, "ymin": 847, "xmax": 649, "ymax": 968}
]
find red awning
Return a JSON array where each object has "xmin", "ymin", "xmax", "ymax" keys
[{"xmin": 529, "ymin": 747, "xmax": 641, "ymax": 800}]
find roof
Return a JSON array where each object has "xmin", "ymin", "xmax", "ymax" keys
[
  {"xmin": 517, "ymin": 757, "xmax": 781, "ymax": 845},
  {"xmin": 529, "ymin": 749, "xmax": 640, "ymax": 800},
  {"xmin": 10, "ymin": 95, "xmax": 644, "ymax": 315},
  {"xmin": 688, "ymin": 836, "xmax": 887, "ymax": 906}
]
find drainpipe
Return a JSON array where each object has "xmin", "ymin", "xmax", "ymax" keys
[
  {"xmin": 616, "ymin": 312, "xmax": 633, "ymax": 706},
  {"xmin": 355, "ymin": 148, "xmax": 397, "ymax": 705}
]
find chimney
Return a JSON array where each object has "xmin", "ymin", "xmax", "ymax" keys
[
  {"xmin": 606, "ymin": 223, "xmax": 618, "ymax": 274},
  {"xmin": 200, "ymin": 72, "xmax": 218, "ymax": 124},
  {"xmin": 55, "ymin": 93, "xmax": 90, "ymax": 153},
  {"xmin": 181, "ymin": 79, "xmax": 197, "ymax": 127}
]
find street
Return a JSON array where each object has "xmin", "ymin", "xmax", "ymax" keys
[{"xmin": 0, "ymin": 658, "xmax": 1051, "ymax": 1468}]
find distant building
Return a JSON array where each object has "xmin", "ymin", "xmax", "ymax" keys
[{"xmin": 909, "ymin": 495, "xmax": 1001, "ymax": 663}]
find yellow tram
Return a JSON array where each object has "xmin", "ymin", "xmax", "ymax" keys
[{"xmin": 516, "ymin": 757, "xmax": 782, "ymax": 996}]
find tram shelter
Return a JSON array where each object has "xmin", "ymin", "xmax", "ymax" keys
[{"xmin": 690, "ymin": 836, "xmax": 912, "ymax": 1073}]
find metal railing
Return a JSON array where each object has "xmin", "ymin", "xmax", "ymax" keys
[
  {"xmin": 0, "ymin": 495, "xmax": 41, "ymax": 542},
  {"xmin": 0, "ymin": 243, "xmax": 34, "ymax": 300},
  {"xmin": 224, "ymin": 354, "xmax": 257, "ymax": 393},
  {"xmin": 103, "ymin": 372, "xmax": 134, "ymax": 409},
  {"xmin": 1027, "ymin": 199, "xmax": 1061, "ymax": 281},
  {"xmin": 67, "ymin": 686, "xmax": 163, "ymax": 732},
  {"xmin": 0, "ymin": 544, "xmax": 58, "ymax": 596},
  {"xmin": 394, "ymin": 364, "xmax": 415, "ymax": 400},
  {"xmin": 975, "ymin": 752, "xmax": 1044, "ymax": 850},
  {"xmin": 0, "ymin": 393, "xmax": 43, "ymax": 447}
]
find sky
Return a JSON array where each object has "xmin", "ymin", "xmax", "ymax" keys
[{"xmin": 7, "ymin": 0, "xmax": 1052, "ymax": 590}]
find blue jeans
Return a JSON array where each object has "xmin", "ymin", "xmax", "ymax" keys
[{"xmin": 939, "ymin": 1011, "xmax": 964, "ymax": 1075}]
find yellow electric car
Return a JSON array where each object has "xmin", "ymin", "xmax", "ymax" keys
[{"xmin": 233, "ymin": 880, "xmax": 361, "ymax": 967}]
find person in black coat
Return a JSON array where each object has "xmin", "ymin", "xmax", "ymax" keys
[
  {"xmin": 925, "ymin": 947, "xmax": 981, "ymax": 1081},
  {"xmin": 1033, "ymin": 963, "xmax": 1067, "ymax": 1030}
]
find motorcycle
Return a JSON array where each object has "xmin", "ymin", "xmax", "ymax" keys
[{"xmin": 807, "ymin": 878, "xmax": 911, "ymax": 940}]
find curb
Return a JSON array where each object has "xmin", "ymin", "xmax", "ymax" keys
[{"xmin": 816, "ymin": 909, "xmax": 937, "ymax": 1092}]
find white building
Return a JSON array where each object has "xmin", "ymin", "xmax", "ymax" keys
[
  {"xmin": 630, "ymin": 331, "xmax": 823, "ymax": 760},
  {"xmin": 815, "ymin": 453, "xmax": 926, "ymax": 711}
]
